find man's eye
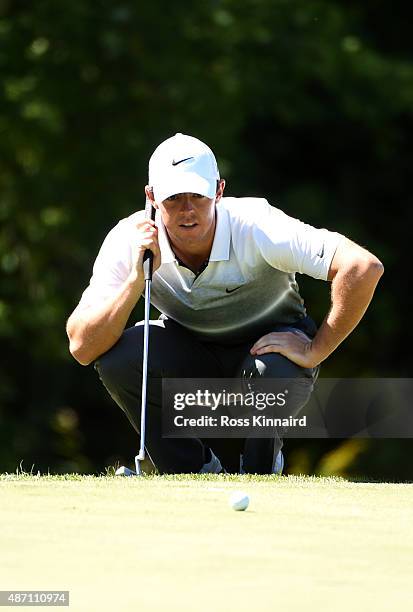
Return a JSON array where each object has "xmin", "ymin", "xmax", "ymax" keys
[{"xmin": 164, "ymin": 193, "xmax": 204, "ymax": 203}]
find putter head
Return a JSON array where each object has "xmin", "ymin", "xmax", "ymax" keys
[
  {"xmin": 134, "ymin": 456, "xmax": 143, "ymax": 476},
  {"xmin": 115, "ymin": 466, "xmax": 136, "ymax": 477}
]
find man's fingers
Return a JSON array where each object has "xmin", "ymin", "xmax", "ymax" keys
[
  {"xmin": 253, "ymin": 344, "xmax": 282, "ymax": 356},
  {"xmin": 140, "ymin": 226, "xmax": 159, "ymax": 245},
  {"xmin": 251, "ymin": 332, "xmax": 289, "ymax": 353},
  {"xmin": 251, "ymin": 331, "xmax": 309, "ymax": 355},
  {"xmin": 137, "ymin": 219, "xmax": 156, "ymax": 230},
  {"xmin": 141, "ymin": 226, "xmax": 157, "ymax": 237},
  {"xmin": 248, "ymin": 329, "xmax": 315, "ymax": 367},
  {"xmin": 140, "ymin": 238, "xmax": 159, "ymax": 252},
  {"xmin": 136, "ymin": 220, "xmax": 158, "ymax": 243}
]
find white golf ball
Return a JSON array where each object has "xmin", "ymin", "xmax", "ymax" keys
[{"xmin": 229, "ymin": 491, "xmax": 249, "ymax": 511}]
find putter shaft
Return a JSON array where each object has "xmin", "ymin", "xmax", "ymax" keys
[{"xmin": 134, "ymin": 277, "xmax": 151, "ymax": 475}]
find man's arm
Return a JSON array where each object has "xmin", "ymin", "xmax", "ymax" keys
[
  {"xmin": 66, "ymin": 275, "xmax": 145, "ymax": 366},
  {"xmin": 250, "ymin": 238, "xmax": 384, "ymax": 368},
  {"xmin": 67, "ymin": 215, "xmax": 160, "ymax": 366}
]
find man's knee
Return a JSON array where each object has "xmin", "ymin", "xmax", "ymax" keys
[
  {"xmin": 94, "ymin": 344, "xmax": 124, "ymax": 390},
  {"xmin": 241, "ymin": 352, "xmax": 311, "ymax": 379},
  {"xmin": 94, "ymin": 327, "xmax": 142, "ymax": 388},
  {"xmin": 239, "ymin": 352, "xmax": 318, "ymax": 422}
]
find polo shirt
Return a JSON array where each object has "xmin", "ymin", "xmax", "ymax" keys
[{"xmin": 78, "ymin": 197, "xmax": 345, "ymax": 344}]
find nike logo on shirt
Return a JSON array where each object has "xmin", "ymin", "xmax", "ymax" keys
[{"xmin": 226, "ymin": 287, "xmax": 242, "ymax": 293}]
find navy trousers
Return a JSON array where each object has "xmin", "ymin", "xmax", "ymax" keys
[{"xmin": 95, "ymin": 317, "xmax": 319, "ymax": 474}]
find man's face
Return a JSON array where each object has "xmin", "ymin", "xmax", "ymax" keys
[{"xmin": 146, "ymin": 180, "xmax": 225, "ymax": 252}]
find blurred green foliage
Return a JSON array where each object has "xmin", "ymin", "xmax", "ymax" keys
[{"xmin": 1, "ymin": 0, "xmax": 412, "ymax": 476}]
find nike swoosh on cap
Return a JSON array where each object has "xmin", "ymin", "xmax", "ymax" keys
[{"xmin": 172, "ymin": 157, "xmax": 194, "ymax": 166}]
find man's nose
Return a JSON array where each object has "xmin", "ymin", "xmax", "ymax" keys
[{"xmin": 180, "ymin": 195, "xmax": 195, "ymax": 210}]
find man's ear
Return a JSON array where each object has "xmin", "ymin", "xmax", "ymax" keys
[
  {"xmin": 215, "ymin": 179, "xmax": 226, "ymax": 203},
  {"xmin": 145, "ymin": 185, "xmax": 159, "ymax": 209}
]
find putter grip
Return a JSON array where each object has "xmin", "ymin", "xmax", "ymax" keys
[{"xmin": 143, "ymin": 200, "xmax": 156, "ymax": 281}]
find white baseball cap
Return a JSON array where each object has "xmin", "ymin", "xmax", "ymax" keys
[{"xmin": 148, "ymin": 133, "xmax": 220, "ymax": 203}]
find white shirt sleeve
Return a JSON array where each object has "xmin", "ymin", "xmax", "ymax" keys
[
  {"xmin": 253, "ymin": 200, "xmax": 345, "ymax": 280},
  {"xmin": 77, "ymin": 221, "xmax": 134, "ymax": 310}
]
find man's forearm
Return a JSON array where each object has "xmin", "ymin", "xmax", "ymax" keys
[
  {"xmin": 310, "ymin": 260, "xmax": 384, "ymax": 365},
  {"xmin": 67, "ymin": 274, "xmax": 145, "ymax": 365}
]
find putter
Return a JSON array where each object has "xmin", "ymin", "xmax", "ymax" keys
[{"xmin": 116, "ymin": 199, "xmax": 156, "ymax": 478}]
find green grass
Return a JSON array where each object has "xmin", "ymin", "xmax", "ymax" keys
[{"xmin": 1, "ymin": 473, "xmax": 412, "ymax": 612}]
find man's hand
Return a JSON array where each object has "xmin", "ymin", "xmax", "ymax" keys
[
  {"xmin": 130, "ymin": 217, "xmax": 161, "ymax": 281},
  {"xmin": 250, "ymin": 329, "xmax": 318, "ymax": 369}
]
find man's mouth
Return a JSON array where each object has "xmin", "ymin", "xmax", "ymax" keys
[{"xmin": 179, "ymin": 222, "xmax": 197, "ymax": 228}]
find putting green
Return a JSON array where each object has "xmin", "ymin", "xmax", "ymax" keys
[{"xmin": 0, "ymin": 474, "xmax": 412, "ymax": 612}]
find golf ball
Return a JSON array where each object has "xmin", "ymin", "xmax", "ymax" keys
[{"xmin": 229, "ymin": 491, "xmax": 249, "ymax": 511}]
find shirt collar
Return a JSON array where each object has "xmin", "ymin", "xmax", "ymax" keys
[
  {"xmin": 210, "ymin": 200, "xmax": 231, "ymax": 261},
  {"xmin": 156, "ymin": 199, "xmax": 231, "ymax": 265}
]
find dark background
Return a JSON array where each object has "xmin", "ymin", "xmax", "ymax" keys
[{"xmin": 1, "ymin": 0, "xmax": 411, "ymax": 479}]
